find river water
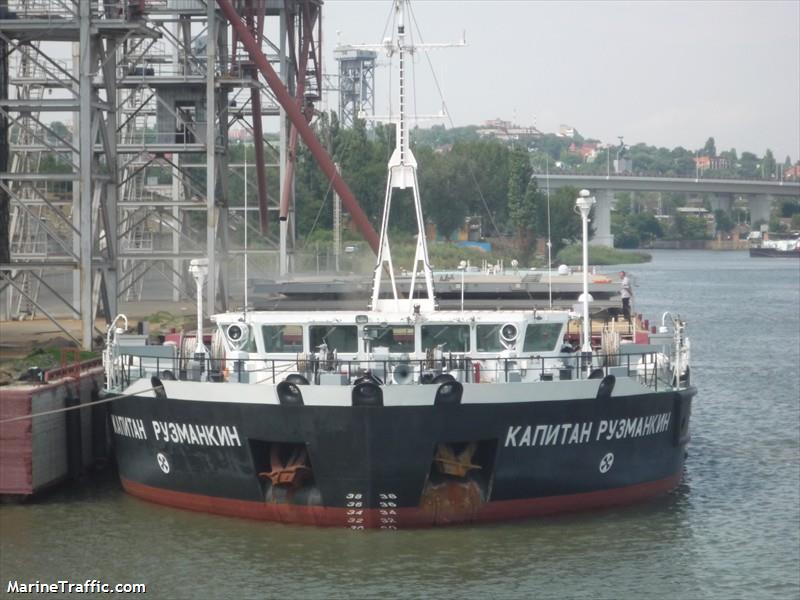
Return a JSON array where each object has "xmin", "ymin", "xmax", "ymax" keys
[{"xmin": 1, "ymin": 250, "xmax": 798, "ymax": 599}]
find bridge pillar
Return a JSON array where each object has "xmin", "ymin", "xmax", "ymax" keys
[
  {"xmin": 590, "ymin": 190, "xmax": 614, "ymax": 247},
  {"xmin": 708, "ymin": 193, "xmax": 733, "ymax": 213},
  {"xmin": 748, "ymin": 195, "xmax": 773, "ymax": 226}
]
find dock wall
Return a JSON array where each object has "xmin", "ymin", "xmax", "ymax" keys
[
  {"xmin": 0, "ymin": 367, "xmax": 106, "ymax": 497},
  {"xmin": 650, "ymin": 239, "xmax": 749, "ymax": 250}
]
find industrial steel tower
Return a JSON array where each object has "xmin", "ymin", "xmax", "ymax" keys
[
  {"xmin": 335, "ymin": 47, "xmax": 376, "ymax": 128},
  {"xmin": 0, "ymin": 0, "xmax": 378, "ymax": 349}
]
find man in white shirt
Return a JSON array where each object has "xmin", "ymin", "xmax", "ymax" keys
[{"xmin": 619, "ymin": 271, "xmax": 633, "ymax": 323}]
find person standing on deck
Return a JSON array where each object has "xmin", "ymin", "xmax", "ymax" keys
[{"xmin": 619, "ymin": 271, "xmax": 633, "ymax": 323}]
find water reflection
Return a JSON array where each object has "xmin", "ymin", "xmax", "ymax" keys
[
  {"xmin": 2, "ymin": 250, "xmax": 799, "ymax": 599},
  {"xmin": 2, "ymin": 465, "xmax": 701, "ymax": 599}
]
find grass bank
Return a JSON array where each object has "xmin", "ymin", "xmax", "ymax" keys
[
  {"xmin": 555, "ymin": 244, "xmax": 651, "ymax": 266},
  {"xmin": 0, "ymin": 346, "xmax": 98, "ymax": 385}
]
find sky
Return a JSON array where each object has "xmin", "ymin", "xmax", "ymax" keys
[{"xmin": 320, "ymin": 0, "xmax": 800, "ymax": 161}]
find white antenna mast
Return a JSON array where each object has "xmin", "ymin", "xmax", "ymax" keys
[
  {"xmin": 339, "ymin": 0, "xmax": 463, "ymax": 313},
  {"xmin": 244, "ymin": 147, "xmax": 249, "ymax": 312},
  {"xmin": 546, "ymin": 155, "xmax": 552, "ymax": 309}
]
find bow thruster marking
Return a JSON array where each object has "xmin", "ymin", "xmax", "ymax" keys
[
  {"xmin": 157, "ymin": 452, "xmax": 171, "ymax": 474},
  {"xmin": 599, "ymin": 452, "xmax": 614, "ymax": 474}
]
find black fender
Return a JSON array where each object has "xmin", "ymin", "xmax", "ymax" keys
[
  {"xmin": 595, "ymin": 374, "xmax": 616, "ymax": 401},
  {"xmin": 352, "ymin": 381, "xmax": 383, "ymax": 407},
  {"xmin": 277, "ymin": 381, "xmax": 304, "ymax": 406},
  {"xmin": 435, "ymin": 380, "xmax": 463, "ymax": 406},
  {"xmin": 672, "ymin": 391, "xmax": 693, "ymax": 446}
]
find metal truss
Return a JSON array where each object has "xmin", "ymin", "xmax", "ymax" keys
[
  {"xmin": 335, "ymin": 47, "xmax": 376, "ymax": 129},
  {"xmin": 0, "ymin": 0, "xmax": 341, "ymax": 348}
]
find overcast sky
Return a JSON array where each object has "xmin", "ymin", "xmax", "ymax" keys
[{"xmin": 321, "ymin": 0, "xmax": 800, "ymax": 161}]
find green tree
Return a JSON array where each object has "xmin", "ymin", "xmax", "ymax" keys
[
  {"xmin": 779, "ymin": 199, "xmax": 800, "ymax": 218},
  {"xmin": 612, "ymin": 212, "xmax": 663, "ymax": 248},
  {"xmin": 702, "ymin": 136, "xmax": 716, "ymax": 157},
  {"xmin": 559, "ymin": 147, "xmax": 583, "ymax": 169},
  {"xmin": 614, "ymin": 192, "xmax": 633, "ymax": 215},
  {"xmin": 720, "ymin": 148, "xmax": 738, "ymax": 163},
  {"xmin": 293, "ymin": 112, "xmax": 395, "ymax": 241},
  {"xmin": 713, "ymin": 209, "xmax": 734, "ymax": 234},
  {"xmin": 762, "ymin": 149, "xmax": 776, "ymax": 179},
  {"xmin": 507, "ymin": 148, "xmax": 536, "ymax": 253},
  {"xmin": 536, "ymin": 185, "xmax": 588, "ymax": 255},
  {"xmin": 611, "ymin": 214, "xmax": 641, "ymax": 249},
  {"xmin": 417, "ymin": 146, "xmax": 470, "ymax": 240},
  {"xmin": 669, "ymin": 213, "xmax": 709, "ymax": 240},
  {"xmin": 630, "ymin": 143, "xmax": 654, "ymax": 173},
  {"xmin": 532, "ymin": 134, "xmax": 572, "ymax": 162},
  {"xmin": 449, "ymin": 140, "xmax": 510, "ymax": 234},
  {"xmin": 769, "ymin": 215, "xmax": 787, "ymax": 233},
  {"xmin": 411, "ymin": 124, "xmax": 480, "ymax": 147},
  {"xmin": 739, "ymin": 152, "xmax": 759, "ymax": 178},
  {"xmin": 671, "ymin": 147, "xmax": 696, "ymax": 177},
  {"xmin": 631, "ymin": 213, "xmax": 664, "ymax": 241},
  {"xmin": 46, "ymin": 120, "xmax": 72, "ymax": 144}
]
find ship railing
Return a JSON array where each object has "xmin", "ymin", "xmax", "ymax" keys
[{"xmin": 111, "ymin": 350, "xmax": 678, "ymax": 392}]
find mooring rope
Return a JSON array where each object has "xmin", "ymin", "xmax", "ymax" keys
[{"xmin": 0, "ymin": 386, "xmax": 160, "ymax": 425}]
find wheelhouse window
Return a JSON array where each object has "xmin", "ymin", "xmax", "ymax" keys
[
  {"xmin": 309, "ymin": 325, "xmax": 358, "ymax": 353},
  {"xmin": 476, "ymin": 324, "xmax": 505, "ymax": 352},
  {"xmin": 522, "ymin": 323, "xmax": 564, "ymax": 352},
  {"xmin": 421, "ymin": 324, "xmax": 470, "ymax": 353},
  {"xmin": 366, "ymin": 325, "xmax": 415, "ymax": 353},
  {"xmin": 261, "ymin": 325, "xmax": 304, "ymax": 353}
]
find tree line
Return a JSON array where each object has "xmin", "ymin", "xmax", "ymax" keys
[
  {"xmin": 294, "ymin": 117, "xmax": 798, "ymax": 256},
  {"xmin": 293, "ymin": 113, "xmax": 584, "ymax": 262},
  {"xmin": 33, "ymin": 119, "xmax": 797, "ymax": 257}
]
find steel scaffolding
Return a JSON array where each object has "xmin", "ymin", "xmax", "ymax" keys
[{"xmin": 1, "ymin": 0, "xmax": 378, "ymax": 349}]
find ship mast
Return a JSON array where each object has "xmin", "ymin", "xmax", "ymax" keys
[
  {"xmin": 369, "ymin": 0, "xmax": 436, "ymax": 313},
  {"xmin": 336, "ymin": 0, "xmax": 462, "ymax": 313}
]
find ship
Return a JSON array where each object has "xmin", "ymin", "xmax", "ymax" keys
[
  {"xmin": 103, "ymin": 0, "xmax": 696, "ymax": 529},
  {"xmin": 748, "ymin": 236, "xmax": 800, "ymax": 258}
]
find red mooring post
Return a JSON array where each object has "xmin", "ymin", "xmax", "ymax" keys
[
  {"xmin": 216, "ymin": 0, "xmax": 379, "ymax": 253},
  {"xmin": 250, "ymin": 88, "xmax": 269, "ymax": 232},
  {"xmin": 243, "ymin": 5, "xmax": 269, "ymax": 232}
]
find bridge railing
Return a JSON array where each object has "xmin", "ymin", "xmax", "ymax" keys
[{"xmin": 530, "ymin": 168, "xmax": 797, "ymax": 183}]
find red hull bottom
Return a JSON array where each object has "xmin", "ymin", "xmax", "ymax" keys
[{"xmin": 121, "ymin": 473, "xmax": 683, "ymax": 528}]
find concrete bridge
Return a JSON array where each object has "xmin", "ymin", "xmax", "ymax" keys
[{"xmin": 530, "ymin": 174, "xmax": 800, "ymax": 246}]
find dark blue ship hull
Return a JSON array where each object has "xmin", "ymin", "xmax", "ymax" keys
[{"xmin": 109, "ymin": 384, "xmax": 695, "ymax": 528}]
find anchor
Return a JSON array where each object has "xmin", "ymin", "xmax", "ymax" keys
[
  {"xmin": 433, "ymin": 442, "xmax": 481, "ymax": 478},
  {"xmin": 258, "ymin": 444, "xmax": 311, "ymax": 488}
]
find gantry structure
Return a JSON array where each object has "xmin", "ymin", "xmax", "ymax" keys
[
  {"xmin": 0, "ymin": 0, "xmax": 379, "ymax": 349},
  {"xmin": 334, "ymin": 47, "xmax": 375, "ymax": 128}
]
